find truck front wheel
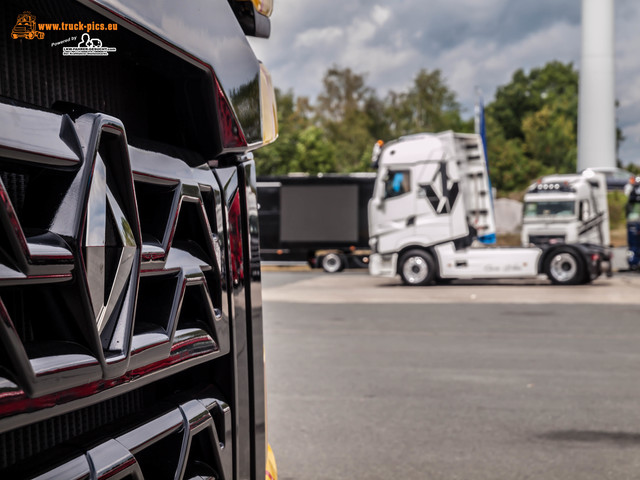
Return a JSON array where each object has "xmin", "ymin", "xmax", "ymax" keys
[
  {"xmin": 399, "ymin": 250, "xmax": 435, "ymax": 286},
  {"xmin": 545, "ymin": 248, "xmax": 584, "ymax": 285}
]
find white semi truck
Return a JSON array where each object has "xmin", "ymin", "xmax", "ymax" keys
[
  {"xmin": 368, "ymin": 131, "xmax": 611, "ymax": 286},
  {"xmin": 521, "ymin": 171, "xmax": 610, "ymax": 247}
]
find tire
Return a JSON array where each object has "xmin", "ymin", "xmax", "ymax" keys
[
  {"xmin": 545, "ymin": 247, "xmax": 584, "ymax": 285},
  {"xmin": 321, "ymin": 252, "xmax": 345, "ymax": 273},
  {"xmin": 399, "ymin": 249, "xmax": 435, "ymax": 286}
]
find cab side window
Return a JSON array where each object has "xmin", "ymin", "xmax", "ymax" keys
[
  {"xmin": 579, "ymin": 201, "xmax": 591, "ymax": 221},
  {"xmin": 384, "ymin": 170, "xmax": 410, "ymax": 199}
]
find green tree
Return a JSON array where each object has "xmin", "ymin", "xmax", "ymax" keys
[
  {"xmin": 315, "ymin": 67, "xmax": 378, "ymax": 172},
  {"xmin": 488, "ymin": 61, "xmax": 578, "ymax": 142},
  {"xmin": 291, "ymin": 126, "xmax": 337, "ymax": 173},
  {"xmin": 254, "ymin": 89, "xmax": 336, "ymax": 175},
  {"xmin": 486, "ymin": 116, "xmax": 540, "ymax": 193},
  {"xmin": 625, "ymin": 162, "xmax": 640, "ymax": 176},
  {"xmin": 385, "ymin": 69, "xmax": 472, "ymax": 138},
  {"xmin": 316, "ymin": 66, "xmax": 372, "ymax": 123},
  {"xmin": 521, "ymin": 104, "xmax": 577, "ymax": 173},
  {"xmin": 485, "ymin": 61, "xmax": 580, "ymax": 192},
  {"xmin": 363, "ymin": 94, "xmax": 391, "ymax": 143}
]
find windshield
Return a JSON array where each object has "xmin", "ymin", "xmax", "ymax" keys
[
  {"xmin": 627, "ymin": 203, "xmax": 640, "ymax": 222},
  {"xmin": 524, "ymin": 201, "xmax": 575, "ymax": 217}
]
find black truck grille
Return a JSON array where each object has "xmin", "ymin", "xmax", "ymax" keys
[
  {"xmin": 1, "ymin": 380, "xmax": 233, "ymax": 479},
  {"xmin": 0, "ymin": 389, "xmax": 145, "ymax": 470},
  {"xmin": 0, "ymin": 101, "xmax": 241, "ymax": 478}
]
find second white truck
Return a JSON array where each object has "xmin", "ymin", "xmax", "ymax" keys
[
  {"xmin": 521, "ymin": 171, "xmax": 610, "ymax": 247},
  {"xmin": 368, "ymin": 131, "xmax": 611, "ymax": 286}
]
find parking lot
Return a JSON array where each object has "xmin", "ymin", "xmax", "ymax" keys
[
  {"xmin": 262, "ymin": 268, "xmax": 640, "ymax": 305},
  {"xmin": 263, "ymin": 270, "xmax": 640, "ymax": 480}
]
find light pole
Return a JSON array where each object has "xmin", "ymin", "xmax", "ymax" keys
[{"xmin": 577, "ymin": 0, "xmax": 616, "ymax": 171}]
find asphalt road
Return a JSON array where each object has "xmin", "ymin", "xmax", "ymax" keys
[{"xmin": 262, "ymin": 270, "xmax": 640, "ymax": 480}]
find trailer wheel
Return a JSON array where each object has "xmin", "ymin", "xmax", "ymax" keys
[
  {"xmin": 399, "ymin": 250, "xmax": 435, "ymax": 286},
  {"xmin": 545, "ymin": 248, "xmax": 584, "ymax": 285},
  {"xmin": 321, "ymin": 253, "xmax": 345, "ymax": 273}
]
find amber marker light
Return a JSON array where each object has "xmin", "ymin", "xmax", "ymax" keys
[{"xmin": 252, "ymin": 0, "xmax": 274, "ymax": 17}]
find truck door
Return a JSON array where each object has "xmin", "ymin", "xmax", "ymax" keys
[
  {"xmin": 370, "ymin": 168, "xmax": 415, "ymax": 252},
  {"xmin": 580, "ymin": 194, "xmax": 605, "ymax": 245},
  {"xmin": 413, "ymin": 160, "xmax": 468, "ymax": 244}
]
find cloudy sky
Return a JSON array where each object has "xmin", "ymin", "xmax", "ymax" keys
[{"xmin": 250, "ymin": 0, "xmax": 640, "ymax": 166}]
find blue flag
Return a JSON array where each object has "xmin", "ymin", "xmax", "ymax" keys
[{"xmin": 475, "ymin": 92, "xmax": 496, "ymax": 244}]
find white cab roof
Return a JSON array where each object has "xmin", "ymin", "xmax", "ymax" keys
[{"xmin": 378, "ymin": 133, "xmax": 447, "ymax": 167}]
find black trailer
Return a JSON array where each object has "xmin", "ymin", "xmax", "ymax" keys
[{"xmin": 257, "ymin": 173, "xmax": 376, "ymax": 271}]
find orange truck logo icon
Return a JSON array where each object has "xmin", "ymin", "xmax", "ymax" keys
[{"xmin": 11, "ymin": 11, "xmax": 44, "ymax": 40}]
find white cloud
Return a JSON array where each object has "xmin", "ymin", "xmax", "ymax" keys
[
  {"xmin": 349, "ymin": 18, "xmax": 377, "ymax": 45},
  {"xmin": 371, "ymin": 6, "xmax": 391, "ymax": 26},
  {"xmin": 294, "ymin": 26, "xmax": 344, "ymax": 48}
]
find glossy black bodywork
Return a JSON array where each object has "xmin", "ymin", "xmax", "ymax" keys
[
  {"xmin": 0, "ymin": 1, "xmax": 267, "ymax": 478},
  {"xmin": 87, "ymin": 0, "xmax": 264, "ymax": 147}
]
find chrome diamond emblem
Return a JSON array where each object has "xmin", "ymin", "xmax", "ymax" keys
[{"xmin": 85, "ymin": 152, "xmax": 137, "ymax": 334}]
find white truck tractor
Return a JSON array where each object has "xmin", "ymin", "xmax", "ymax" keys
[
  {"xmin": 521, "ymin": 171, "xmax": 610, "ymax": 247},
  {"xmin": 368, "ymin": 131, "xmax": 611, "ymax": 286}
]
